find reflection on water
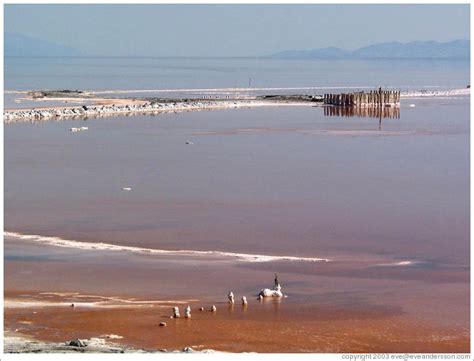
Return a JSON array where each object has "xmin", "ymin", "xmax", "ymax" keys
[
  {"xmin": 258, "ymin": 297, "xmax": 282, "ymax": 316},
  {"xmin": 323, "ymin": 105, "xmax": 400, "ymax": 119}
]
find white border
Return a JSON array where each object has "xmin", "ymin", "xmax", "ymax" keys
[{"xmin": 1, "ymin": 1, "xmax": 472, "ymax": 360}]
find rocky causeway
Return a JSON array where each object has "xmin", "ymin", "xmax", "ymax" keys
[{"xmin": 4, "ymin": 90, "xmax": 322, "ymax": 123}]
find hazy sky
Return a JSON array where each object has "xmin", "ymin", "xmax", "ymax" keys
[{"xmin": 5, "ymin": 4, "xmax": 470, "ymax": 57}]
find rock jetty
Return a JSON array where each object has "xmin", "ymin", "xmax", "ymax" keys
[
  {"xmin": 4, "ymin": 96, "xmax": 319, "ymax": 123},
  {"xmin": 4, "ymin": 100, "xmax": 236, "ymax": 123}
]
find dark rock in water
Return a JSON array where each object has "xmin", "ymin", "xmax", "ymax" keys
[{"xmin": 68, "ymin": 339, "xmax": 87, "ymax": 347}]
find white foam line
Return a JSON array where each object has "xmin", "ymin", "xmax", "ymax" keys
[
  {"xmin": 84, "ymin": 86, "xmax": 469, "ymax": 94},
  {"xmin": 4, "ymin": 90, "xmax": 30, "ymax": 94},
  {"xmin": 83, "ymin": 86, "xmax": 375, "ymax": 94},
  {"xmin": 5, "ymin": 231, "xmax": 329, "ymax": 263},
  {"xmin": 6, "ymin": 87, "xmax": 368, "ymax": 96},
  {"xmin": 38, "ymin": 292, "xmax": 199, "ymax": 304},
  {"xmin": 375, "ymin": 260, "xmax": 418, "ymax": 267},
  {"xmin": 4, "ymin": 299, "xmax": 186, "ymax": 309},
  {"xmin": 101, "ymin": 334, "xmax": 123, "ymax": 340},
  {"xmin": 401, "ymin": 88, "xmax": 470, "ymax": 98},
  {"xmin": 5, "ymin": 85, "xmax": 465, "ymax": 95}
]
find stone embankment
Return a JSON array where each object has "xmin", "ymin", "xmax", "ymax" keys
[
  {"xmin": 3, "ymin": 100, "xmax": 252, "ymax": 123},
  {"xmin": 4, "ymin": 94, "xmax": 321, "ymax": 123}
]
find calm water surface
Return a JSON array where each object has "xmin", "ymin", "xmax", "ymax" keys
[
  {"xmin": 5, "ymin": 98, "xmax": 469, "ymax": 266},
  {"xmin": 5, "ymin": 56, "xmax": 469, "ymax": 91}
]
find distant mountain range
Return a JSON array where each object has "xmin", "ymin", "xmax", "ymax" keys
[
  {"xmin": 271, "ymin": 40, "xmax": 470, "ymax": 60},
  {"xmin": 5, "ymin": 32, "xmax": 82, "ymax": 57},
  {"xmin": 4, "ymin": 33, "xmax": 470, "ymax": 59}
]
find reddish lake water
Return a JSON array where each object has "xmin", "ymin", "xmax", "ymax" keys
[{"xmin": 4, "ymin": 96, "xmax": 470, "ymax": 352}]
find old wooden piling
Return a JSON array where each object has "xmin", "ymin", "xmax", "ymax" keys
[{"xmin": 323, "ymin": 88, "xmax": 400, "ymax": 107}]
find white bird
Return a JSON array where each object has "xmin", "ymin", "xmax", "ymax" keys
[
  {"xmin": 241, "ymin": 296, "xmax": 248, "ymax": 306},
  {"xmin": 228, "ymin": 291, "xmax": 235, "ymax": 304},
  {"xmin": 121, "ymin": 187, "xmax": 132, "ymax": 191},
  {"xmin": 210, "ymin": 305, "xmax": 217, "ymax": 312}
]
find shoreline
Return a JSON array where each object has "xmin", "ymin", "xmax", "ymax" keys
[
  {"xmin": 4, "ymin": 331, "xmax": 143, "ymax": 354},
  {"xmin": 4, "ymin": 95, "xmax": 320, "ymax": 123},
  {"xmin": 5, "ymin": 288, "xmax": 469, "ymax": 353},
  {"xmin": 5, "ymin": 233, "xmax": 470, "ymax": 353},
  {"xmin": 4, "ymin": 289, "xmax": 220, "ymax": 353},
  {"xmin": 4, "ymin": 331, "xmax": 215, "ymax": 353},
  {"xmin": 4, "ymin": 86, "xmax": 469, "ymax": 123}
]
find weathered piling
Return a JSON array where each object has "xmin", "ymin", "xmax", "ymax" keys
[{"xmin": 324, "ymin": 88, "xmax": 400, "ymax": 107}]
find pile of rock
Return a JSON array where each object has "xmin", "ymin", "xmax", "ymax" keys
[{"xmin": 3, "ymin": 99, "xmax": 249, "ymax": 123}]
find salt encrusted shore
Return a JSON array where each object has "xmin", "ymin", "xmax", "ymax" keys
[
  {"xmin": 4, "ymin": 332, "xmax": 143, "ymax": 353},
  {"xmin": 4, "ymin": 96, "xmax": 321, "ymax": 123},
  {"xmin": 5, "ymin": 331, "xmax": 215, "ymax": 354}
]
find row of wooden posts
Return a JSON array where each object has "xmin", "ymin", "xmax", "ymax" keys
[{"xmin": 323, "ymin": 88, "xmax": 400, "ymax": 107}]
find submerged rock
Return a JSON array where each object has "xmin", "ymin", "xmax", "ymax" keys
[
  {"xmin": 67, "ymin": 339, "xmax": 87, "ymax": 347},
  {"xmin": 184, "ymin": 305, "xmax": 191, "ymax": 318}
]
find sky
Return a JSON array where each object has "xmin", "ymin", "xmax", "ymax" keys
[{"xmin": 4, "ymin": 4, "xmax": 470, "ymax": 57}]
